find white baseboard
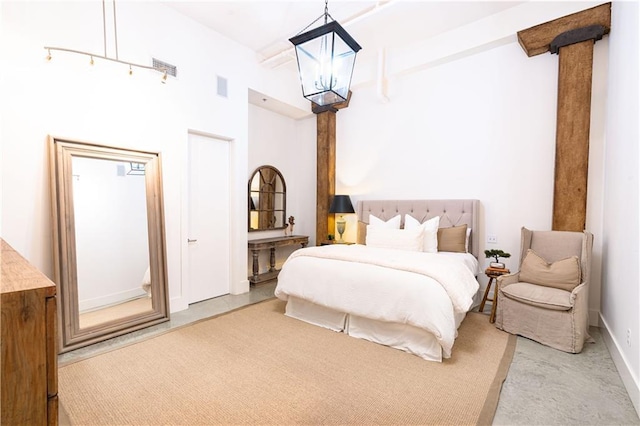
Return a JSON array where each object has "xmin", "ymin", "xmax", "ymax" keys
[
  {"xmin": 231, "ymin": 279, "xmax": 250, "ymax": 295},
  {"xmin": 599, "ymin": 314, "xmax": 640, "ymax": 417},
  {"xmin": 170, "ymin": 296, "xmax": 189, "ymax": 314},
  {"xmin": 79, "ymin": 288, "xmax": 147, "ymax": 312}
]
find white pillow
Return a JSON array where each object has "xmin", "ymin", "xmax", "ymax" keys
[
  {"xmin": 368, "ymin": 213, "xmax": 401, "ymax": 229},
  {"xmin": 404, "ymin": 215, "xmax": 439, "ymax": 253},
  {"xmin": 365, "ymin": 227, "xmax": 424, "ymax": 252}
]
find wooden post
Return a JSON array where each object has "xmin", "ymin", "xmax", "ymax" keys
[
  {"xmin": 553, "ymin": 40, "xmax": 596, "ymax": 231},
  {"xmin": 313, "ymin": 92, "xmax": 352, "ymax": 244},
  {"xmin": 517, "ymin": 3, "xmax": 610, "ymax": 231},
  {"xmin": 316, "ymin": 111, "xmax": 336, "ymax": 244}
]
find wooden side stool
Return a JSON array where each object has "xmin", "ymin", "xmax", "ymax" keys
[{"xmin": 480, "ymin": 267, "xmax": 510, "ymax": 323}]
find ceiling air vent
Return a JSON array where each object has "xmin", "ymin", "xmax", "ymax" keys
[{"xmin": 152, "ymin": 58, "xmax": 177, "ymax": 77}]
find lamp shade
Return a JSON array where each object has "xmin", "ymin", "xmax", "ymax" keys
[
  {"xmin": 289, "ymin": 20, "xmax": 362, "ymax": 107},
  {"xmin": 329, "ymin": 195, "xmax": 355, "ymax": 214}
]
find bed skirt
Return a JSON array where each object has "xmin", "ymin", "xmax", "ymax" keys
[{"xmin": 284, "ymin": 296, "xmax": 468, "ymax": 362}]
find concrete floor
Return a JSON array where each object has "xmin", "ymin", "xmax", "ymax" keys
[
  {"xmin": 59, "ymin": 283, "xmax": 640, "ymax": 425},
  {"xmin": 494, "ymin": 326, "xmax": 639, "ymax": 425}
]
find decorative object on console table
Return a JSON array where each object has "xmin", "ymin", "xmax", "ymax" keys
[
  {"xmin": 484, "ymin": 249, "xmax": 511, "ymax": 269},
  {"xmin": 248, "ymin": 235, "xmax": 309, "ymax": 285},
  {"xmin": 1, "ymin": 239, "xmax": 58, "ymax": 425},
  {"xmin": 288, "ymin": 216, "xmax": 295, "ymax": 235},
  {"xmin": 480, "ymin": 267, "xmax": 511, "ymax": 323},
  {"xmin": 329, "ymin": 195, "xmax": 355, "ymax": 243}
]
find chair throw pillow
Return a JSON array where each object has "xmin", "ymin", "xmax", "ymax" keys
[{"xmin": 519, "ymin": 249, "xmax": 581, "ymax": 292}]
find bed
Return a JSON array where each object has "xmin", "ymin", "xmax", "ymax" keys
[{"xmin": 274, "ymin": 199, "xmax": 481, "ymax": 362}]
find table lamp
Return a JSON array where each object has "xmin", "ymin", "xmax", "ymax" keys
[{"xmin": 329, "ymin": 195, "xmax": 355, "ymax": 243}]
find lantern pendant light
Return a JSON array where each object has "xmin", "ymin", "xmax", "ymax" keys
[{"xmin": 289, "ymin": 0, "xmax": 362, "ymax": 107}]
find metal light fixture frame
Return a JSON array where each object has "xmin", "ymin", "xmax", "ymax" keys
[
  {"xmin": 127, "ymin": 162, "xmax": 146, "ymax": 176},
  {"xmin": 289, "ymin": 1, "xmax": 362, "ymax": 107}
]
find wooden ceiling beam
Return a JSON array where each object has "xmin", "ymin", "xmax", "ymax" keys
[{"xmin": 517, "ymin": 3, "xmax": 611, "ymax": 57}]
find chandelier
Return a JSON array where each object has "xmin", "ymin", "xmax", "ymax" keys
[{"xmin": 289, "ymin": 0, "xmax": 362, "ymax": 107}]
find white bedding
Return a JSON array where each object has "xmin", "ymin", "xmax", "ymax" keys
[{"xmin": 274, "ymin": 244, "xmax": 479, "ymax": 359}]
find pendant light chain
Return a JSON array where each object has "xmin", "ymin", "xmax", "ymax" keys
[{"xmin": 324, "ymin": 0, "xmax": 329, "ymax": 24}]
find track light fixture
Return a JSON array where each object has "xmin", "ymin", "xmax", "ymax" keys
[{"xmin": 44, "ymin": 0, "xmax": 168, "ymax": 82}]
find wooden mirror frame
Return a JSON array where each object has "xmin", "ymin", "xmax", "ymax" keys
[
  {"xmin": 248, "ymin": 165, "xmax": 287, "ymax": 231},
  {"xmin": 49, "ymin": 136, "xmax": 170, "ymax": 353}
]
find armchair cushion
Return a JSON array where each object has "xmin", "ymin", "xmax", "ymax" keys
[
  {"xmin": 501, "ymin": 282, "xmax": 573, "ymax": 311},
  {"xmin": 519, "ymin": 249, "xmax": 581, "ymax": 292}
]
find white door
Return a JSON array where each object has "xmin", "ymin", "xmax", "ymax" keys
[{"xmin": 187, "ymin": 133, "xmax": 230, "ymax": 303}]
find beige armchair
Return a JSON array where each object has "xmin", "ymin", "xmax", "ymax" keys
[{"xmin": 495, "ymin": 227, "xmax": 594, "ymax": 353}]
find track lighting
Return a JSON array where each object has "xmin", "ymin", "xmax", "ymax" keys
[{"xmin": 44, "ymin": 1, "xmax": 168, "ymax": 83}]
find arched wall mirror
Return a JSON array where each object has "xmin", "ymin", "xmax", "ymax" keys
[
  {"xmin": 248, "ymin": 165, "xmax": 286, "ymax": 231},
  {"xmin": 49, "ymin": 136, "xmax": 170, "ymax": 353}
]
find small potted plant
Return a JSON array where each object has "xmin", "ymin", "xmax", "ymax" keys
[{"xmin": 484, "ymin": 249, "xmax": 511, "ymax": 269}]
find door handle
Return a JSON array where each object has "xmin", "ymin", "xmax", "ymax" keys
[{"xmin": 188, "ymin": 239, "xmax": 198, "ymax": 243}]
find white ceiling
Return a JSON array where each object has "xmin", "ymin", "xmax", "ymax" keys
[
  {"xmin": 163, "ymin": 1, "xmax": 524, "ymax": 69},
  {"xmin": 162, "ymin": 1, "xmax": 526, "ymax": 118}
]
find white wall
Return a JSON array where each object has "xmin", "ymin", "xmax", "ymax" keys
[
  {"xmin": 248, "ymin": 104, "xmax": 316, "ymax": 272},
  {"xmin": 337, "ymin": 34, "xmax": 608, "ymax": 322},
  {"xmin": 0, "ymin": 1, "xmax": 259, "ymax": 313},
  {"xmin": 600, "ymin": 1, "xmax": 640, "ymax": 413}
]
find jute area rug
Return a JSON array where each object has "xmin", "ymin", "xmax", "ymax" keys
[{"xmin": 58, "ymin": 299, "xmax": 515, "ymax": 425}]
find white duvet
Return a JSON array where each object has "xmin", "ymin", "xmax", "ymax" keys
[{"xmin": 275, "ymin": 244, "xmax": 479, "ymax": 357}]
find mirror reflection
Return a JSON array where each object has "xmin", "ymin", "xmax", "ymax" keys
[
  {"xmin": 248, "ymin": 165, "xmax": 286, "ymax": 231},
  {"xmin": 72, "ymin": 156, "xmax": 153, "ymax": 329}
]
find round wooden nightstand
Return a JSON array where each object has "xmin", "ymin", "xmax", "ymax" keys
[{"xmin": 480, "ymin": 267, "xmax": 510, "ymax": 323}]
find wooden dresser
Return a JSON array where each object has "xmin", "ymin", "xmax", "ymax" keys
[{"xmin": 1, "ymin": 239, "xmax": 58, "ymax": 425}]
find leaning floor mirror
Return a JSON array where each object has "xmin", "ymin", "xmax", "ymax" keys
[{"xmin": 49, "ymin": 136, "xmax": 169, "ymax": 353}]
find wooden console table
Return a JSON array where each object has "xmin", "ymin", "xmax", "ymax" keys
[{"xmin": 248, "ymin": 235, "xmax": 308, "ymax": 285}]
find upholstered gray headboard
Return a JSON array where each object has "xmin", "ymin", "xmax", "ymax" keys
[{"xmin": 356, "ymin": 199, "xmax": 480, "ymax": 258}]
